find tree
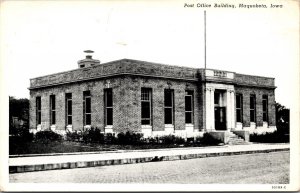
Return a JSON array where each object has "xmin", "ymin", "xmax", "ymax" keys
[
  {"xmin": 275, "ymin": 102, "xmax": 289, "ymax": 134},
  {"xmin": 9, "ymin": 96, "xmax": 29, "ymax": 134}
]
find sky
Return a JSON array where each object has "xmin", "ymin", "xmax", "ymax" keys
[{"xmin": 0, "ymin": 0, "xmax": 299, "ymax": 108}]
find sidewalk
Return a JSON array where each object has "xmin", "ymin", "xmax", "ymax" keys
[{"xmin": 9, "ymin": 143, "xmax": 289, "ymax": 173}]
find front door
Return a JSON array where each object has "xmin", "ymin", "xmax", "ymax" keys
[{"xmin": 215, "ymin": 107, "xmax": 226, "ymax": 130}]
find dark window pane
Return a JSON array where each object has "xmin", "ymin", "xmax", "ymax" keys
[
  {"xmin": 250, "ymin": 96, "xmax": 255, "ymax": 109},
  {"xmin": 86, "ymin": 114, "xmax": 91, "ymax": 125},
  {"xmin": 67, "ymin": 100, "xmax": 72, "ymax": 115},
  {"xmin": 250, "ymin": 110, "xmax": 255, "ymax": 122},
  {"xmin": 51, "ymin": 96, "xmax": 55, "ymax": 110},
  {"xmin": 106, "ymin": 90, "xmax": 113, "ymax": 107},
  {"xmin": 263, "ymin": 113, "xmax": 267, "ymax": 122},
  {"xmin": 68, "ymin": 116, "xmax": 72, "ymax": 125},
  {"xmin": 107, "ymin": 108, "xmax": 113, "ymax": 125},
  {"xmin": 186, "ymin": 90, "xmax": 193, "ymax": 95},
  {"xmin": 36, "ymin": 97, "xmax": 41, "ymax": 124},
  {"xmin": 214, "ymin": 94, "xmax": 219, "ymax": 105},
  {"xmin": 236, "ymin": 95, "xmax": 241, "ymax": 108},
  {"xmin": 142, "ymin": 119, "xmax": 150, "ymax": 125},
  {"xmin": 165, "ymin": 108, "xmax": 173, "ymax": 124},
  {"xmin": 52, "ymin": 111, "xmax": 56, "ymax": 124},
  {"xmin": 185, "ymin": 96, "xmax": 192, "ymax": 111},
  {"xmin": 236, "ymin": 109, "xmax": 241, "ymax": 122},
  {"xmin": 263, "ymin": 95, "xmax": 268, "ymax": 100},
  {"xmin": 263, "ymin": 100, "xmax": 267, "ymax": 111},
  {"xmin": 36, "ymin": 97, "xmax": 41, "ymax": 110},
  {"xmin": 38, "ymin": 112, "xmax": 41, "ymax": 124},
  {"xmin": 86, "ymin": 97, "xmax": 91, "ymax": 113},
  {"xmin": 164, "ymin": 90, "xmax": 173, "ymax": 107},
  {"xmin": 185, "ymin": 112, "xmax": 192, "ymax": 124},
  {"xmin": 141, "ymin": 102, "xmax": 150, "ymax": 118}
]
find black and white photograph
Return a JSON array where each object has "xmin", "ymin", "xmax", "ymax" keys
[{"xmin": 0, "ymin": 0, "xmax": 299, "ymax": 191}]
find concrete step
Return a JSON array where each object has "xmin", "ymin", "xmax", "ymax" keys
[{"xmin": 227, "ymin": 132, "xmax": 247, "ymax": 145}]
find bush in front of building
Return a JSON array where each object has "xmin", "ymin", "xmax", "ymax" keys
[
  {"xmin": 250, "ymin": 130, "xmax": 289, "ymax": 143},
  {"xmin": 35, "ymin": 130, "xmax": 63, "ymax": 143},
  {"xmin": 81, "ymin": 127, "xmax": 104, "ymax": 143},
  {"xmin": 117, "ymin": 131, "xmax": 144, "ymax": 145},
  {"xmin": 10, "ymin": 126, "xmax": 34, "ymax": 145},
  {"xmin": 66, "ymin": 131, "xmax": 82, "ymax": 142},
  {"xmin": 154, "ymin": 135, "xmax": 185, "ymax": 145},
  {"xmin": 197, "ymin": 133, "xmax": 222, "ymax": 145},
  {"xmin": 104, "ymin": 133, "xmax": 117, "ymax": 144}
]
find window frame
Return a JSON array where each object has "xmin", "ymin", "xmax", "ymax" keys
[
  {"xmin": 236, "ymin": 94, "xmax": 243, "ymax": 123},
  {"xmin": 66, "ymin": 93, "xmax": 72, "ymax": 125},
  {"xmin": 83, "ymin": 91, "xmax": 91, "ymax": 126},
  {"xmin": 262, "ymin": 95, "xmax": 268, "ymax": 122},
  {"xmin": 185, "ymin": 90, "xmax": 194, "ymax": 124},
  {"xmin": 36, "ymin": 96, "xmax": 41, "ymax": 125},
  {"xmin": 104, "ymin": 88, "xmax": 113, "ymax": 126},
  {"xmin": 50, "ymin": 95, "xmax": 56, "ymax": 125},
  {"xmin": 250, "ymin": 94, "xmax": 256, "ymax": 122},
  {"xmin": 164, "ymin": 89, "xmax": 174, "ymax": 125},
  {"xmin": 141, "ymin": 88, "xmax": 152, "ymax": 126}
]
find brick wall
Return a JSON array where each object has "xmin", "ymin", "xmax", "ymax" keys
[
  {"xmin": 29, "ymin": 59, "xmax": 276, "ymax": 133},
  {"xmin": 112, "ymin": 76, "xmax": 202, "ymax": 132},
  {"xmin": 235, "ymin": 86, "xmax": 276, "ymax": 127},
  {"xmin": 29, "ymin": 75, "xmax": 203, "ymax": 133}
]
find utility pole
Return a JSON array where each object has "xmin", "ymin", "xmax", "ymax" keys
[{"xmin": 204, "ymin": 10, "xmax": 207, "ymax": 69}]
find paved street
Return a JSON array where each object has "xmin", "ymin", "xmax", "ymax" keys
[{"xmin": 10, "ymin": 151, "xmax": 289, "ymax": 184}]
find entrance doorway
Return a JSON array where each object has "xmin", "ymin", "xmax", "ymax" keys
[
  {"xmin": 214, "ymin": 90, "xmax": 227, "ymax": 130},
  {"xmin": 215, "ymin": 107, "xmax": 226, "ymax": 130}
]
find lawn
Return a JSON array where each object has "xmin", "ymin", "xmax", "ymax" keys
[
  {"xmin": 9, "ymin": 130, "xmax": 223, "ymax": 155},
  {"xmin": 9, "ymin": 139, "xmax": 219, "ymax": 155}
]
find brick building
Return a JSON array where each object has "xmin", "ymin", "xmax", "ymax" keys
[{"xmin": 29, "ymin": 53, "xmax": 276, "ymax": 141}]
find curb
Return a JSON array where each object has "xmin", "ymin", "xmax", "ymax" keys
[{"xmin": 9, "ymin": 147, "xmax": 289, "ymax": 174}]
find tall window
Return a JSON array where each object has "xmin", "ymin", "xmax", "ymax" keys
[
  {"xmin": 141, "ymin": 88, "xmax": 152, "ymax": 125},
  {"xmin": 236, "ymin": 94, "xmax": 243, "ymax": 123},
  {"xmin": 66, "ymin": 93, "xmax": 72, "ymax": 125},
  {"xmin": 36, "ymin": 96, "xmax": 41, "ymax": 125},
  {"xmin": 250, "ymin": 94, "xmax": 256, "ymax": 122},
  {"xmin": 262, "ymin": 95, "xmax": 268, "ymax": 122},
  {"xmin": 164, "ymin": 89, "xmax": 174, "ymax": 124},
  {"xmin": 185, "ymin": 90, "xmax": 194, "ymax": 124},
  {"xmin": 104, "ymin": 89, "xmax": 113, "ymax": 126},
  {"xmin": 83, "ymin": 91, "xmax": 91, "ymax": 125},
  {"xmin": 50, "ymin": 95, "xmax": 56, "ymax": 125}
]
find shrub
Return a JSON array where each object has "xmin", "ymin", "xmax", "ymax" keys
[
  {"xmin": 250, "ymin": 130, "xmax": 289, "ymax": 143},
  {"xmin": 10, "ymin": 127, "xmax": 34, "ymax": 144},
  {"xmin": 104, "ymin": 133, "xmax": 117, "ymax": 144},
  {"xmin": 157, "ymin": 135, "xmax": 185, "ymax": 145},
  {"xmin": 35, "ymin": 130, "xmax": 63, "ymax": 143},
  {"xmin": 199, "ymin": 133, "xmax": 222, "ymax": 145},
  {"xmin": 66, "ymin": 131, "xmax": 82, "ymax": 142},
  {"xmin": 117, "ymin": 131, "xmax": 144, "ymax": 145},
  {"xmin": 81, "ymin": 127, "xmax": 104, "ymax": 143}
]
